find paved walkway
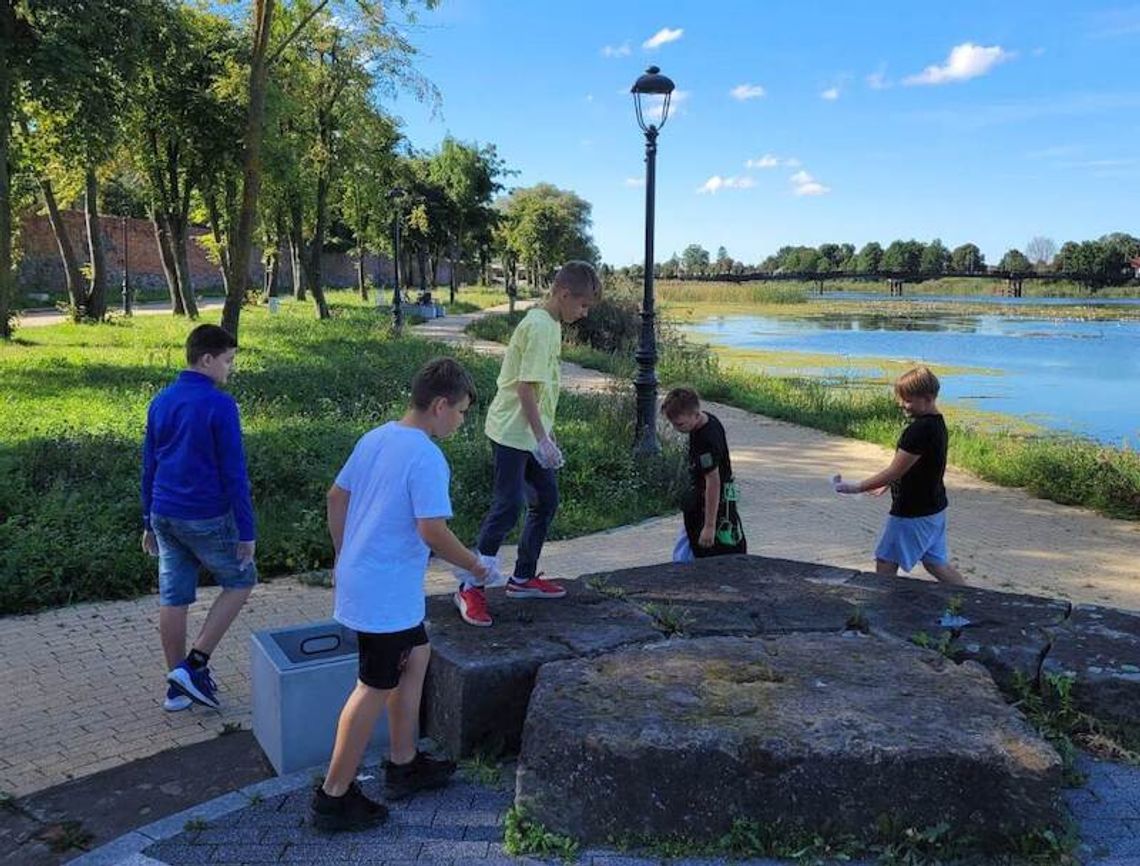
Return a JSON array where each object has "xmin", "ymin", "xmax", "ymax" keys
[
  {"xmin": 75, "ymin": 753, "xmax": 1140, "ymax": 865},
  {"xmin": 3, "ymin": 304, "xmax": 1138, "ymax": 803},
  {"xmin": 16, "ymin": 298, "xmax": 225, "ymax": 328}
]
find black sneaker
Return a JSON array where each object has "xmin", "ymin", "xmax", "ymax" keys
[
  {"xmin": 384, "ymin": 752, "xmax": 457, "ymax": 800},
  {"xmin": 310, "ymin": 782, "xmax": 389, "ymax": 832}
]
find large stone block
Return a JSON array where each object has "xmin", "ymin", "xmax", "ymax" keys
[
  {"xmin": 840, "ymin": 573, "xmax": 1071, "ymax": 689},
  {"xmin": 1042, "ymin": 604, "xmax": 1140, "ymax": 738},
  {"xmin": 594, "ymin": 556, "xmax": 864, "ymax": 636},
  {"xmin": 421, "ymin": 581, "xmax": 660, "ymax": 758},
  {"xmin": 517, "ymin": 635, "xmax": 1062, "ymax": 845}
]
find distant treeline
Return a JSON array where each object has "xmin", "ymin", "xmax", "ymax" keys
[{"xmin": 637, "ymin": 234, "xmax": 1140, "ymax": 289}]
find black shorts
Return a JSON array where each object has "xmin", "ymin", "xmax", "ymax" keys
[{"xmin": 356, "ymin": 623, "xmax": 429, "ymax": 690}]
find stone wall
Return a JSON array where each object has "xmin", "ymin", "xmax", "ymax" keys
[{"xmin": 16, "ymin": 210, "xmax": 455, "ymax": 297}]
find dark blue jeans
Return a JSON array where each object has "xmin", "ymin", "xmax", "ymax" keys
[{"xmin": 476, "ymin": 441, "xmax": 559, "ymax": 581}]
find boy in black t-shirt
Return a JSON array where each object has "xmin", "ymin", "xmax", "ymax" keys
[
  {"xmin": 661, "ymin": 388, "xmax": 747, "ymax": 561},
  {"xmin": 833, "ymin": 367, "xmax": 965, "ymax": 584}
]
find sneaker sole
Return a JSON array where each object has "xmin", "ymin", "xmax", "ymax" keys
[
  {"xmin": 167, "ymin": 668, "xmax": 220, "ymax": 709},
  {"xmin": 505, "ymin": 588, "xmax": 566, "ymax": 599},
  {"xmin": 454, "ymin": 593, "xmax": 493, "ymax": 627},
  {"xmin": 385, "ymin": 774, "xmax": 453, "ymax": 801},
  {"xmin": 310, "ymin": 811, "xmax": 388, "ymax": 832},
  {"xmin": 163, "ymin": 696, "xmax": 192, "ymax": 712}
]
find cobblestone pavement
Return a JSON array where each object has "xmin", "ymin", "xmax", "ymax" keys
[
  {"xmin": 68, "ymin": 753, "xmax": 1140, "ymax": 865},
  {"xmin": 3, "ymin": 303, "xmax": 1137, "ymax": 802}
]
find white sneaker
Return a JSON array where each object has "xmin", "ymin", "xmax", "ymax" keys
[
  {"xmin": 452, "ymin": 551, "xmax": 508, "ymax": 588},
  {"xmin": 164, "ymin": 684, "xmax": 192, "ymax": 712}
]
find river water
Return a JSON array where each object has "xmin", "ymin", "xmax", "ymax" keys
[{"xmin": 683, "ymin": 296, "xmax": 1140, "ymax": 445}]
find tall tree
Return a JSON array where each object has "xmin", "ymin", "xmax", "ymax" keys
[
  {"xmin": 920, "ymin": 238, "xmax": 949, "ymax": 274},
  {"xmin": 855, "ymin": 241, "xmax": 883, "ymax": 273},
  {"xmin": 881, "ymin": 239, "xmax": 924, "ymax": 275},
  {"xmin": 681, "ymin": 244, "xmax": 710, "ymax": 274},
  {"xmin": 1026, "ymin": 236, "xmax": 1056, "ymax": 268},
  {"xmin": 997, "ymin": 249, "xmax": 1032, "ymax": 273},
  {"xmin": 950, "ymin": 243, "xmax": 985, "ymax": 274}
]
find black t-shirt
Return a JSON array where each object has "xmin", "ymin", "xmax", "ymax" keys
[
  {"xmin": 890, "ymin": 413, "xmax": 949, "ymax": 517},
  {"xmin": 687, "ymin": 413, "xmax": 734, "ymax": 503}
]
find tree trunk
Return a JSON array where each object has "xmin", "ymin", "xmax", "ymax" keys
[
  {"xmin": 83, "ymin": 167, "xmax": 108, "ymax": 321},
  {"xmin": 288, "ymin": 197, "xmax": 306, "ymax": 301},
  {"xmin": 357, "ymin": 244, "xmax": 367, "ymax": 300},
  {"xmin": 222, "ymin": 0, "xmax": 275, "ymax": 339},
  {"xmin": 204, "ymin": 190, "xmax": 232, "ymax": 299},
  {"xmin": 170, "ymin": 215, "xmax": 198, "ymax": 318},
  {"xmin": 308, "ymin": 170, "xmax": 330, "ymax": 319},
  {"xmin": 152, "ymin": 214, "xmax": 186, "ymax": 316},
  {"xmin": 39, "ymin": 177, "xmax": 86, "ymax": 313},
  {"xmin": 416, "ymin": 246, "xmax": 428, "ymax": 293},
  {"xmin": 0, "ymin": 19, "xmax": 12, "ymax": 339}
]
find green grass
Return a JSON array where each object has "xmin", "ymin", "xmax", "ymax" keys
[
  {"xmin": 467, "ymin": 313, "xmax": 1140, "ymax": 521},
  {"xmin": 0, "ymin": 291, "xmax": 686, "ymax": 614}
]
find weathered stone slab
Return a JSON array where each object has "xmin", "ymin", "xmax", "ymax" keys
[
  {"xmin": 422, "ymin": 581, "xmax": 660, "ymax": 758},
  {"xmin": 517, "ymin": 635, "xmax": 1062, "ymax": 845},
  {"xmin": 593, "ymin": 555, "xmax": 864, "ymax": 636},
  {"xmin": 839, "ymin": 573, "xmax": 1071, "ymax": 689},
  {"xmin": 1042, "ymin": 604, "xmax": 1140, "ymax": 739}
]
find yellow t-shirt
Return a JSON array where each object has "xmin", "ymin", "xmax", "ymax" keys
[{"xmin": 484, "ymin": 307, "xmax": 562, "ymax": 451}]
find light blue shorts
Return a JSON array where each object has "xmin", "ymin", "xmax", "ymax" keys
[
  {"xmin": 152, "ymin": 511, "xmax": 257, "ymax": 606},
  {"xmin": 874, "ymin": 510, "xmax": 950, "ymax": 572},
  {"xmin": 672, "ymin": 525, "xmax": 695, "ymax": 563}
]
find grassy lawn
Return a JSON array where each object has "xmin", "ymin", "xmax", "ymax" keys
[
  {"xmin": 0, "ymin": 291, "xmax": 685, "ymax": 614},
  {"xmin": 467, "ymin": 312, "xmax": 1140, "ymax": 522}
]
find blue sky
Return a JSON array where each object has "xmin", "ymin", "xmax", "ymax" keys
[{"xmin": 393, "ymin": 1, "xmax": 1140, "ymax": 266}]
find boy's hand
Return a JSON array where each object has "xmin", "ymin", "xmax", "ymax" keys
[
  {"xmin": 535, "ymin": 435, "xmax": 565, "ymax": 470},
  {"xmin": 867, "ymin": 485, "xmax": 888, "ymax": 497},
  {"xmin": 236, "ymin": 540, "xmax": 256, "ymax": 570},
  {"xmin": 142, "ymin": 530, "xmax": 159, "ymax": 557},
  {"xmin": 698, "ymin": 525, "xmax": 716, "ymax": 548},
  {"xmin": 832, "ymin": 474, "xmax": 859, "ymax": 494}
]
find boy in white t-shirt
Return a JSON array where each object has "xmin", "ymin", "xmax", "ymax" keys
[{"xmin": 310, "ymin": 357, "xmax": 496, "ymax": 832}]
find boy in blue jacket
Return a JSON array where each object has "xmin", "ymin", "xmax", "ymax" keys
[{"xmin": 141, "ymin": 324, "xmax": 257, "ymax": 712}]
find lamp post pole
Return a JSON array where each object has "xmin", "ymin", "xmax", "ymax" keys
[
  {"xmin": 634, "ymin": 123, "xmax": 660, "ymax": 454},
  {"xmin": 630, "ymin": 65, "xmax": 674, "ymax": 454},
  {"xmin": 121, "ymin": 215, "xmax": 132, "ymax": 316}
]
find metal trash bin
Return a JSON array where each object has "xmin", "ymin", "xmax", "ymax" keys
[{"xmin": 251, "ymin": 620, "xmax": 389, "ymax": 775}]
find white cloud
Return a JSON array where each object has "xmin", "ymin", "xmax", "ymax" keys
[
  {"xmin": 601, "ymin": 42, "xmax": 631, "ymax": 58},
  {"xmin": 730, "ymin": 83, "xmax": 766, "ymax": 101},
  {"xmin": 866, "ymin": 65, "xmax": 891, "ymax": 90},
  {"xmin": 624, "ymin": 177, "xmax": 645, "ymax": 187},
  {"xmin": 820, "ymin": 87, "xmax": 840, "ymax": 101},
  {"xmin": 697, "ymin": 175, "xmax": 755, "ymax": 194},
  {"xmin": 745, "ymin": 153, "xmax": 798, "ymax": 169},
  {"xmin": 904, "ymin": 42, "xmax": 1015, "ymax": 86},
  {"xmin": 790, "ymin": 170, "xmax": 830, "ymax": 196},
  {"xmin": 643, "ymin": 27, "xmax": 683, "ymax": 50}
]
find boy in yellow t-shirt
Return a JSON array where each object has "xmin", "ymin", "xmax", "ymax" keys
[{"xmin": 454, "ymin": 261, "xmax": 601, "ymax": 627}]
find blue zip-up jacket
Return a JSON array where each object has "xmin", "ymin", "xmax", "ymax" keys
[{"xmin": 141, "ymin": 371, "xmax": 257, "ymax": 540}]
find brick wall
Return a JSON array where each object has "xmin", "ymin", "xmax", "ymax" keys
[{"xmin": 15, "ymin": 211, "xmax": 444, "ymax": 296}]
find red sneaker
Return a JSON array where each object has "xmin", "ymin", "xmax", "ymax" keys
[
  {"xmin": 454, "ymin": 587, "xmax": 493, "ymax": 627},
  {"xmin": 505, "ymin": 574, "xmax": 567, "ymax": 599}
]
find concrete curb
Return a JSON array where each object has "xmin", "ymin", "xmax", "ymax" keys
[{"xmin": 66, "ymin": 766, "xmax": 317, "ymax": 866}]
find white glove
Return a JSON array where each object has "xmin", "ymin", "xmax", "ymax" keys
[
  {"xmin": 534, "ymin": 434, "xmax": 565, "ymax": 470},
  {"xmin": 453, "ymin": 551, "xmax": 509, "ymax": 588},
  {"xmin": 832, "ymin": 474, "xmax": 858, "ymax": 494}
]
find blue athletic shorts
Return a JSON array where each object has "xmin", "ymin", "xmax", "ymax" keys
[
  {"xmin": 152, "ymin": 511, "xmax": 257, "ymax": 606},
  {"xmin": 874, "ymin": 509, "xmax": 950, "ymax": 572}
]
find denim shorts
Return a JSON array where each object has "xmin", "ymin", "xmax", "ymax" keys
[
  {"xmin": 152, "ymin": 511, "xmax": 257, "ymax": 606},
  {"xmin": 874, "ymin": 509, "xmax": 950, "ymax": 572}
]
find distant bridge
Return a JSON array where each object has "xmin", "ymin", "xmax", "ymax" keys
[{"xmin": 671, "ymin": 270, "xmax": 1098, "ymax": 297}]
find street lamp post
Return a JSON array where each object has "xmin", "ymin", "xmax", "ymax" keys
[
  {"xmin": 631, "ymin": 65, "xmax": 675, "ymax": 454},
  {"xmin": 121, "ymin": 215, "xmax": 133, "ymax": 316},
  {"xmin": 388, "ymin": 187, "xmax": 407, "ymax": 334}
]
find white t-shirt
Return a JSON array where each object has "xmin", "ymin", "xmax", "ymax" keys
[{"xmin": 332, "ymin": 422, "xmax": 452, "ymax": 633}]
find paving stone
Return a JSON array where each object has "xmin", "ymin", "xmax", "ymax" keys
[
  {"xmin": 417, "ymin": 839, "xmax": 491, "ymax": 858},
  {"xmin": 207, "ymin": 842, "xmax": 286, "ymax": 862}
]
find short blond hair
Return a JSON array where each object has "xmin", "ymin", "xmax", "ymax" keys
[
  {"xmin": 660, "ymin": 387, "xmax": 701, "ymax": 419},
  {"xmin": 895, "ymin": 366, "xmax": 940, "ymax": 400},
  {"xmin": 553, "ymin": 261, "xmax": 602, "ymax": 298}
]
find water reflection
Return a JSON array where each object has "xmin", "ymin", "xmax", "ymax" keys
[{"xmin": 686, "ymin": 306, "xmax": 1140, "ymax": 444}]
